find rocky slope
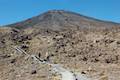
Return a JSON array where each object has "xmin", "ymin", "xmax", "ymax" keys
[
  {"xmin": 0, "ymin": 10, "xmax": 120, "ymax": 80},
  {"xmin": 8, "ymin": 10, "xmax": 120, "ymax": 30}
]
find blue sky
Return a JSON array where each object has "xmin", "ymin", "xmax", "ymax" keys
[{"xmin": 0, "ymin": 0, "xmax": 120, "ymax": 26}]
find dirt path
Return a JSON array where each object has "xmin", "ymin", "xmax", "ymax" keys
[{"xmin": 51, "ymin": 64, "xmax": 91, "ymax": 80}]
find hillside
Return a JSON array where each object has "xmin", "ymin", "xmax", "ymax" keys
[
  {"xmin": 0, "ymin": 10, "xmax": 120, "ymax": 80},
  {"xmin": 8, "ymin": 10, "xmax": 120, "ymax": 30}
]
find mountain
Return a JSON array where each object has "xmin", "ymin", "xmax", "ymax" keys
[
  {"xmin": 7, "ymin": 10, "xmax": 120, "ymax": 30},
  {"xmin": 1, "ymin": 10, "xmax": 120, "ymax": 80}
]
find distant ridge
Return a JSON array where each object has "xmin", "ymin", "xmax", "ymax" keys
[{"xmin": 7, "ymin": 10, "xmax": 120, "ymax": 30}]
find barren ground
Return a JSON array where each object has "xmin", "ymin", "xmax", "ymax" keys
[{"xmin": 0, "ymin": 27, "xmax": 120, "ymax": 80}]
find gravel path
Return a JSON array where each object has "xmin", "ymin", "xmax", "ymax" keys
[{"xmin": 51, "ymin": 64, "xmax": 91, "ymax": 80}]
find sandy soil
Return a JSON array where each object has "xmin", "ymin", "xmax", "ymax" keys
[{"xmin": 0, "ymin": 27, "xmax": 120, "ymax": 80}]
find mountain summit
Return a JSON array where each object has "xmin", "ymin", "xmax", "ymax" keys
[{"xmin": 8, "ymin": 10, "xmax": 120, "ymax": 30}]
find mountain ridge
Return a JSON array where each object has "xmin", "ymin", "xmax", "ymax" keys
[{"xmin": 6, "ymin": 10, "xmax": 120, "ymax": 30}]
